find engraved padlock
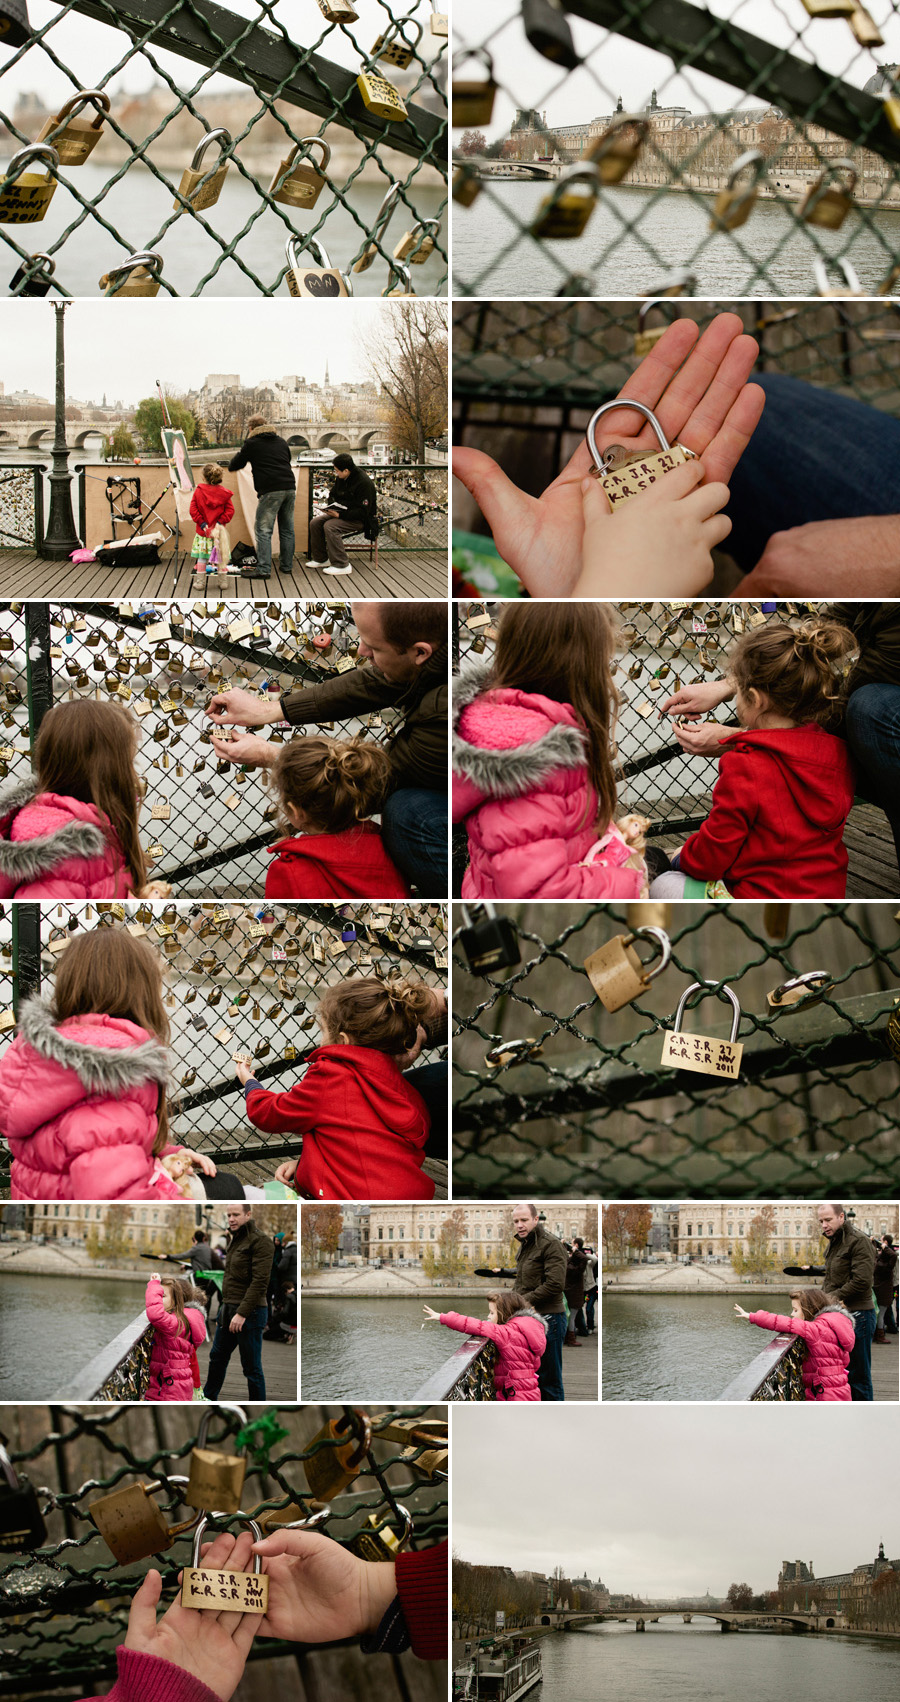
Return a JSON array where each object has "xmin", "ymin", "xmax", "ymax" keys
[
  {"xmin": 303, "ymin": 1411, "xmax": 371, "ymax": 1500},
  {"xmin": 0, "ymin": 1436, "xmax": 47, "ymax": 1552},
  {"xmin": 35, "ymin": 90, "xmax": 110, "ymax": 164},
  {"xmin": 0, "ymin": 145, "xmax": 59, "ymax": 224},
  {"xmin": 586, "ymin": 398, "xmax": 696, "ymax": 507},
  {"xmin": 181, "ymin": 1513, "xmax": 268, "ymax": 1614},
  {"xmin": 586, "ymin": 114, "xmax": 649, "ymax": 184},
  {"xmin": 522, "ymin": 0, "xmax": 579, "ymax": 68},
  {"xmin": 9, "ymin": 251, "xmax": 54, "ymax": 295},
  {"xmin": 174, "ymin": 128, "xmax": 232, "ymax": 212},
  {"xmin": 660, "ymin": 979, "xmax": 743, "ymax": 1079},
  {"xmin": 100, "ymin": 250, "xmax": 163, "ymax": 297},
  {"xmin": 371, "ymin": 17, "xmax": 423, "ymax": 67},
  {"xmin": 89, "ymin": 1477, "xmax": 198, "ymax": 1566},
  {"xmin": 393, "ymin": 216, "xmax": 440, "ymax": 263},
  {"xmin": 530, "ymin": 163, "xmax": 601, "ymax": 239},
  {"xmin": 352, "ymin": 180, "xmax": 401, "ymax": 272},
  {"xmin": 452, "ymin": 49, "xmax": 497, "ymax": 127},
  {"xmin": 349, "ymin": 1505, "xmax": 413, "ymax": 1563},
  {"xmin": 584, "ymin": 925, "xmax": 671, "ymax": 1013},
  {"xmin": 710, "ymin": 149, "xmax": 766, "ymax": 231},
  {"xmin": 285, "ymin": 234, "xmax": 350, "ymax": 297},
  {"xmin": 186, "ymin": 1405, "xmax": 248, "ymax": 1512},
  {"xmin": 766, "ymin": 970, "xmax": 833, "ymax": 1012},
  {"xmin": 382, "ymin": 260, "xmax": 415, "ymax": 296},
  {"xmin": 799, "ymin": 159, "xmax": 857, "ymax": 230},
  {"xmin": 429, "ymin": 0, "xmax": 448, "ymax": 34},
  {"xmin": 633, "ymin": 296, "xmax": 683, "ymax": 357},
  {"xmin": 268, "ymin": 135, "xmax": 331, "ymax": 210},
  {"xmin": 356, "ymin": 67, "xmax": 408, "ymax": 122},
  {"xmin": 814, "ymin": 256, "xmax": 863, "ymax": 297}
]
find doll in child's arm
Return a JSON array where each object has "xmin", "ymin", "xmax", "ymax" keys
[{"xmin": 572, "ymin": 459, "xmax": 733, "ymax": 599}]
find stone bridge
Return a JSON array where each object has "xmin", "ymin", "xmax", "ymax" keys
[
  {"xmin": 0, "ymin": 415, "xmax": 124, "ymax": 449},
  {"xmin": 456, "ymin": 156, "xmax": 557, "ymax": 180},
  {"xmin": 538, "ymin": 1607, "xmax": 844, "ymax": 1634},
  {"xmin": 0, "ymin": 416, "xmax": 389, "ymax": 453}
]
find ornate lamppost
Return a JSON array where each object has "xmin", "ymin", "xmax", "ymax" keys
[{"xmin": 40, "ymin": 300, "xmax": 81, "ymax": 559}]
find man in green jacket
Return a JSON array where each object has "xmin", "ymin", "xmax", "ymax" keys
[
  {"xmin": 818, "ymin": 1202, "xmax": 877, "ymax": 1401},
  {"xmin": 203, "ymin": 1205, "xmax": 275, "ymax": 1401},
  {"xmin": 511, "ymin": 1204, "xmax": 567, "ymax": 1403}
]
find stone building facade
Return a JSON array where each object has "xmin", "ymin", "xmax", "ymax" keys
[
  {"xmin": 675, "ymin": 1202, "xmax": 898, "ymax": 1261},
  {"xmin": 778, "ymin": 1545, "xmax": 900, "ymax": 1626},
  {"xmin": 365, "ymin": 1203, "xmax": 598, "ymax": 1263}
]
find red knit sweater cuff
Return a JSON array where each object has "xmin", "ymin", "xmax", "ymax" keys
[
  {"xmin": 95, "ymin": 1647, "xmax": 222, "ymax": 1702},
  {"xmin": 395, "ymin": 1541, "xmax": 448, "ymax": 1661}
]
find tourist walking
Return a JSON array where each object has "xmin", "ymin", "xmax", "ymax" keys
[
  {"xmin": 874, "ymin": 1235, "xmax": 897, "ymax": 1344},
  {"xmin": 203, "ymin": 1204, "xmax": 274, "ymax": 1401}
]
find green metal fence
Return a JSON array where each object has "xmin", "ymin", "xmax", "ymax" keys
[
  {"xmin": 0, "ymin": 1402, "xmax": 447, "ymax": 1694},
  {"xmin": 0, "ymin": 0, "xmax": 446, "ymax": 297},
  {"xmin": 452, "ymin": 0, "xmax": 900, "ymax": 296},
  {"xmin": 452, "ymin": 900, "xmax": 900, "ymax": 1199}
]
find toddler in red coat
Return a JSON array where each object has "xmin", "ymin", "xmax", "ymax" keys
[
  {"xmin": 423, "ymin": 1290, "xmax": 547, "ymax": 1401},
  {"xmin": 734, "ymin": 1287, "xmax": 854, "ymax": 1402},
  {"xmin": 189, "ymin": 462, "xmax": 234, "ymax": 573},
  {"xmin": 265, "ymin": 735, "xmax": 409, "ymax": 899}
]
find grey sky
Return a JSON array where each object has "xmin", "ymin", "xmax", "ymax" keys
[
  {"xmin": 0, "ymin": 298, "xmax": 398, "ymax": 403},
  {"xmin": 453, "ymin": 0, "xmax": 898, "ymax": 140},
  {"xmin": 452, "ymin": 1405, "xmax": 897, "ymax": 1598}
]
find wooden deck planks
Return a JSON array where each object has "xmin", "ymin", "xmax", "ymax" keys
[{"xmin": 0, "ymin": 548, "xmax": 448, "ymax": 600}]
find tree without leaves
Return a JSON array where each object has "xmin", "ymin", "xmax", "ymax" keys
[
  {"xmin": 301, "ymin": 1204, "xmax": 344, "ymax": 1267},
  {"xmin": 457, "ymin": 128, "xmax": 487, "ymax": 155},
  {"xmin": 360, "ymin": 302, "xmax": 447, "ymax": 462}
]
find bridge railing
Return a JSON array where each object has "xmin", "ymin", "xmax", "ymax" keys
[
  {"xmin": 52, "ymin": 1310, "xmax": 155, "ymax": 1401},
  {"xmin": 717, "ymin": 1332, "xmax": 806, "ymax": 1402},
  {"xmin": 413, "ymin": 1335, "xmax": 498, "ymax": 1401},
  {"xmin": 0, "ymin": 465, "xmax": 46, "ymax": 551}
]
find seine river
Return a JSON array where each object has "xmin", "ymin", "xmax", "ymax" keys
[
  {"xmin": 602, "ymin": 1289, "xmax": 796, "ymax": 1401},
  {"xmin": 301, "ymin": 1294, "xmax": 476, "ymax": 1400},
  {"xmin": 453, "ymin": 179, "xmax": 900, "ymax": 297},
  {"xmin": 0, "ymin": 1272, "xmax": 147, "ymax": 1400}
]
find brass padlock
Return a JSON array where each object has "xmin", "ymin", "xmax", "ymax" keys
[
  {"xmin": 285, "ymin": 235, "xmax": 350, "ymax": 297},
  {"xmin": 356, "ymin": 68, "xmax": 408, "ymax": 123},
  {"xmin": 799, "ymin": 0, "xmax": 854, "ymax": 12},
  {"xmin": 586, "ymin": 398, "xmax": 696, "ymax": 507},
  {"xmin": 303, "ymin": 1412, "xmax": 371, "ymax": 1500},
  {"xmin": 429, "ymin": 0, "xmax": 448, "ymax": 33},
  {"xmin": 382, "ymin": 260, "xmax": 415, "ymax": 296},
  {"xmin": 814, "ymin": 256, "xmax": 863, "ymax": 297},
  {"xmin": 452, "ymin": 49, "xmax": 497, "ymax": 126},
  {"xmin": 100, "ymin": 250, "xmax": 163, "ymax": 297},
  {"xmin": 583, "ymin": 925, "xmax": 671, "ymax": 1013},
  {"xmin": 268, "ymin": 135, "xmax": 331, "ymax": 210},
  {"xmin": 633, "ymin": 296, "xmax": 684, "ymax": 357},
  {"xmin": 799, "ymin": 159, "xmax": 857, "ymax": 230},
  {"xmin": 349, "ymin": 1505, "xmax": 413, "ymax": 1563},
  {"xmin": 185, "ymin": 1407, "xmax": 248, "ymax": 1513},
  {"xmin": 847, "ymin": 3, "xmax": 883, "ymax": 40},
  {"xmin": 35, "ymin": 90, "xmax": 110, "ymax": 164},
  {"xmin": 314, "ymin": 0, "xmax": 357, "ymax": 16},
  {"xmin": 393, "ymin": 216, "xmax": 440, "ymax": 263},
  {"xmin": 453, "ymin": 164, "xmax": 482, "ymax": 207},
  {"xmin": 352, "ymin": 180, "xmax": 401, "ymax": 272},
  {"xmin": 586, "ymin": 114, "xmax": 649, "ymax": 184},
  {"xmin": 174, "ymin": 128, "xmax": 232, "ymax": 212},
  {"xmin": 89, "ymin": 1478, "xmax": 198, "ymax": 1566},
  {"xmin": 710, "ymin": 149, "xmax": 766, "ymax": 231},
  {"xmin": 0, "ymin": 145, "xmax": 59, "ymax": 224},
  {"xmin": 530, "ymin": 163, "xmax": 601, "ymax": 239},
  {"xmin": 372, "ymin": 18, "xmax": 423, "ymax": 66},
  {"xmin": 660, "ymin": 979, "xmax": 743, "ymax": 1079},
  {"xmin": 182, "ymin": 1514, "xmax": 268, "ymax": 1615}
]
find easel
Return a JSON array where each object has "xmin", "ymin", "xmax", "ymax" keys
[{"xmin": 105, "ymin": 474, "xmax": 175, "ymax": 548}]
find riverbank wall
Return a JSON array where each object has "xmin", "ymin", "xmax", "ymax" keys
[{"xmin": 0, "ymin": 1245, "xmax": 160, "ymax": 1281}]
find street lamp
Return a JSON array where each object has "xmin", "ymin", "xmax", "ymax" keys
[{"xmin": 40, "ymin": 300, "xmax": 82, "ymax": 559}]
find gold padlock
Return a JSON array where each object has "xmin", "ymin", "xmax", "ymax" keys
[
  {"xmin": 352, "ymin": 180, "xmax": 401, "ymax": 272},
  {"xmin": 660, "ymin": 979, "xmax": 743, "ymax": 1079},
  {"xmin": 186, "ymin": 1407, "xmax": 248, "ymax": 1513},
  {"xmin": 799, "ymin": 159, "xmax": 857, "ymax": 230},
  {"xmin": 848, "ymin": 3, "xmax": 883, "ymax": 40},
  {"xmin": 586, "ymin": 398, "xmax": 695, "ymax": 508},
  {"xmin": 633, "ymin": 295, "xmax": 684, "ymax": 357},
  {"xmin": 349, "ymin": 1506, "xmax": 413, "ymax": 1563},
  {"xmin": 268, "ymin": 134, "xmax": 331, "ymax": 209},
  {"xmin": 393, "ymin": 216, "xmax": 440, "ymax": 263},
  {"xmin": 710, "ymin": 149, "xmax": 766, "ymax": 231},
  {"xmin": 530, "ymin": 163, "xmax": 601, "ymax": 239},
  {"xmin": 285, "ymin": 234, "xmax": 350, "ymax": 297},
  {"xmin": 100, "ymin": 250, "xmax": 163, "ymax": 297},
  {"xmin": 314, "ymin": 0, "xmax": 357, "ymax": 16},
  {"xmin": 35, "ymin": 90, "xmax": 110, "ymax": 164},
  {"xmin": 799, "ymin": 0, "xmax": 854, "ymax": 12},
  {"xmin": 814, "ymin": 255, "xmax": 863, "ymax": 297},
  {"xmin": 356, "ymin": 68, "xmax": 408, "ymax": 122},
  {"xmin": 0, "ymin": 145, "xmax": 59, "ymax": 224},
  {"xmin": 583, "ymin": 925, "xmax": 671, "ymax": 1013},
  {"xmin": 89, "ymin": 1479, "xmax": 198, "ymax": 1566},
  {"xmin": 382, "ymin": 260, "xmax": 415, "ymax": 296},
  {"xmin": 452, "ymin": 49, "xmax": 497, "ymax": 126},
  {"xmin": 303, "ymin": 1412, "xmax": 371, "ymax": 1500},
  {"xmin": 371, "ymin": 18, "xmax": 423, "ymax": 66},
  {"xmin": 182, "ymin": 1514, "xmax": 268, "ymax": 1615},
  {"xmin": 585, "ymin": 114, "xmax": 649, "ymax": 184},
  {"xmin": 429, "ymin": 0, "xmax": 448, "ymax": 34},
  {"xmin": 174, "ymin": 128, "xmax": 232, "ymax": 212},
  {"xmin": 453, "ymin": 164, "xmax": 481, "ymax": 206}
]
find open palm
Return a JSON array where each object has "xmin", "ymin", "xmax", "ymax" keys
[
  {"xmin": 453, "ymin": 313, "xmax": 766, "ymax": 598},
  {"xmin": 252, "ymin": 1529, "xmax": 382, "ymax": 1643}
]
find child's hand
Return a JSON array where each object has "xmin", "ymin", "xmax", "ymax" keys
[
  {"xmin": 422, "ymin": 1305, "xmax": 441, "ymax": 1321},
  {"xmin": 139, "ymin": 880, "xmax": 173, "ymax": 898},
  {"xmin": 571, "ymin": 460, "xmax": 732, "ymax": 598},
  {"xmin": 274, "ymin": 1160, "xmax": 298, "ymax": 1186},
  {"xmin": 250, "ymin": 1529, "xmax": 396, "ymax": 1644},
  {"xmin": 234, "ymin": 1060, "xmax": 254, "ymax": 1086},
  {"xmin": 734, "ymin": 1304, "xmax": 750, "ymax": 1320},
  {"xmin": 124, "ymin": 1531, "xmax": 260, "ymax": 1702},
  {"xmin": 191, "ymin": 1151, "xmax": 218, "ymax": 1177},
  {"xmin": 672, "ymin": 720, "xmax": 736, "ymax": 757},
  {"xmin": 211, "ymin": 732, "xmax": 275, "ymax": 769}
]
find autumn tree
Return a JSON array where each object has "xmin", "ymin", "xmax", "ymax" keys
[
  {"xmin": 602, "ymin": 1205, "xmax": 652, "ymax": 1269},
  {"xmin": 457, "ymin": 128, "xmax": 487, "ymax": 155},
  {"xmin": 726, "ymin": 1583, "xmax": 754, "ymax": 1610},
  {"xmin": 732, "ymin": 1205, "xmax": 780, "ymax": 1281},
  {"xmin": 301, "ymin": 1205, "xmax": 344, "ymax": 1269},
  {"xmin": 361, "ymin": 302, "xmax": 448, "ymax": 462},
  {"xmin": 87, "ymin": 1205, "xmax": 133, "ymax": 1262},
  {"xmin": 436, "ymin": 1208, "xmax": 468, "ymax": 1277}
]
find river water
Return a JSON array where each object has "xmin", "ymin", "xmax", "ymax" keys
[
  {"xmin": 301, "ymin": 1293, "xmax": 471, "ymax": 1399},
  {"xmin": 453, "ymin": 179, "xmax": 900, "ymax": 297},
  {"xmin": 530, "ymin": 1620, "xmax": 900, "ymax": 1700},
  {"xmin": 0, "ymin": 1271, "xmax": 147, "ymax": 1400},
  {"xmin": 602, "ymin": 1289, "xmax": 796, "ymax": 1401}
]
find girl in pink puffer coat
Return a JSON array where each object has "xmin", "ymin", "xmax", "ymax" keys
[
  {"xmin": 0, "ymin": 698, "xmax": 161, "ymax": 900},
  {"xmin": 144, "ymin": 1275, "xmax": 207, "ymax": 1401},
  {"xmin": 423, "ymin": 1291, "xmax": 547, "ymax": 1401},
  {"xmin": 735, "ymin": 1288, "xmax": 855, "ymax": 1401},
  {"xmin": 452, "ymin": 603, "xmax": 648, "ymax": 900}
]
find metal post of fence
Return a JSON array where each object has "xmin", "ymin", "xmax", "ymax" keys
[
  {"xmin": 11, "ymin": 903, "xmax": 41, "ymax": 1014},
  {"xmin": 40, "ymin": 304, "xmax": 81, "ymax": 560},
  {"xmin": 24, "ymin": 601, "xmax": 53, "ymax": 743}
]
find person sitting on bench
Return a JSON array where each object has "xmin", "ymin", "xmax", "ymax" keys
[{"xmin": 307, "ymin": 453, "xmax": 377, "ymax": 577}]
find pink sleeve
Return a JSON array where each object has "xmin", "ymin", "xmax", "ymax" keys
[
  {"xmin": 452, "ymin": 772, "xmax": 487, "ymax": 823},
  {"xmin": 85, "ymin": 1646, "xmax": 222, "ymax": 1702},
  {"xmin": 144, "ymin": 1277, "xmax": 178, "ymax": 1335},
  {"xmin": 748, "ymin": 1310, "xmax": 804, "ymax": 1336},
  {"xmin": 440, "ymin": 1312, "xmax": 506, "ymax": 1345}
]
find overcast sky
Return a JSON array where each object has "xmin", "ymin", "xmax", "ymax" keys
[
  {"xmin": 0, "ymin": 299, "xmax": 397, "ymax": 401},
  {"xmin": 452, "ymin": 1405, "xmax": 897, "ymax": 1598},
  {"xmin": 453, "ymin": 0, "xmax": 898, "ymax": 140}
]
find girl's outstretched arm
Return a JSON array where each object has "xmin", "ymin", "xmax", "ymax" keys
[{"xmin": 572, "ymin": 460, "xmax": 732, "ymax": 599}]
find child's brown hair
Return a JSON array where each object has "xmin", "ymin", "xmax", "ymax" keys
[
  {"xmin": 789, "ymin": 1287, "xmax": 833, "ymax": 1321},
  {"xmin": 159, "ymin": 1275, "xmax": 203, "ymax": 1336},
  {"xmin": 203, "ymin": 463, "xmax": 223, "ymax": 484},
  {"xmin": 33, "ymin": 699, "xmax": 147, "ymax": 893},
  {"xmin": 728, "ymin": 619, "xmax": 856, "ymax": 730},
  {"xmin": 273, "ymin": 736, "xmax": 393, "ymax": 835},
  {"xmin": 489, "ymin": 603, "xmax": 621, "ymax": 831},
  {"xmin": 487, "ymin": 1290, "xmax": 534, "ymax": 1325},
  {"xmin": 53, "ymin": 929, "xmax": 171, "ymax": 1153},
  {"xmin": 316, "ymin": 975, "xmax": 428, "ymax": 1054}
]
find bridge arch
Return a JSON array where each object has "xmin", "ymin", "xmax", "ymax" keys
[
  {"xmin": 540, "ymin": 1615, "xmax": 551, "ymax": 1626},
  {"xmin": 318, "ymin": 430, "xmax": 352, "ymax": 449},
  {"xmin": 24, "ymin": 426, "xmax": 52, "ymax": 447},
  {"xmin": 72, "ymin": 427, "xmax": 108, "ymax": 448}
]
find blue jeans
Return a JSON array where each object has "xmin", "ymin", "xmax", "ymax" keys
[
  {"xmin": 203, "ymin": 1303, "xmax": 268, "ymax": 1400},
  {"xmin": 407, "ymin": 1060, "xmax": 447, "ymax": 1161},
  {"xmin": 382, "ymin": 787, "xmax": 447, "ymax": 897},
  {"xmin": 538, "ymin": 1310, "xmax": 566, "ymax": 1402},
  {"xmin": 586, "ymin": 1290, "xmax": 597, "ymax": 1332},
  {"xmin": 845, "ymin": 683, "xmax": 900, "ymax": 874},
  {"xmin": 848, "ymin": 1307, "xmax": 876, "ymax": 1401},
  {"xmin": 255, "ymin": 488, "xmax": 295, "ymax": 575},
  {"xmin": 725, "ymin": 374, "xmax": 900, "ymax": 573}
]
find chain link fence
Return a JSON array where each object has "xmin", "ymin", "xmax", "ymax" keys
[
  {"xmin": 452, "ymin": 900, "xmax": 900, "ymax": 1199},
  {"xmin": 0, "ymin": 0, "xmax": 446, "ymax": 297},
  {"xmin": 0, "ymin": 1402, "xmax": 447, "ymax": 1695},
  {"xmin": 0, "ymin": 897, "xmax": 448, "ymax": 1188},
  {"xmin": 451, "ymin": 0, "xmax": 900, "ymax": 296}
]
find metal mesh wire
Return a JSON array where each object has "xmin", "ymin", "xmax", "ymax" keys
[
  {"xmin": 0, "ymin": 1403, "xmax": 447, "ymax": 1691},
  {"xmin": 452, "ymin": 900, "xmax": 900, "ymax": 1198},
  {"xmin": 0, "ymin": 0, "xmax": 446, "ymax": 297},
  {"xmin": 451, "ymin": 0, "xmax": 900, "ymax": 297}
]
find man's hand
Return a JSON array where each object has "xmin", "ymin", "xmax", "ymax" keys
[
  {"xmin": 660, "ymin": 679, "xmax": 734, "ymax": 719},
  {"xmin": 206, "ymin": 688, "xmax": 281, "ymax": 728},
  {"xmin": 572, "ymin": 459, "xmax": 731, "ymax": 598},
  {"xmin": 211, "ymin": 732, "xmax": 277, "ymax": 770},
  {"xmin": 735, "ymin": 514, "xmax": 900, "ymax": 596},
  {"xmin": 324, "ymin": 508, "xmax": 340, "ymax": 518},
  {"xmin": 124, "ymin": 1532, "xmax": 260, "ymax": 1702},
  {"xmin": 672, "ymin": 721, "xmax": 737, "ymax": 757},
  {"xmin": 229, "ymin": 1313, "xmax": 246, "ymax": 1334},
  {"xmin": 453, "ymin": 313, "xmax": 765, "ymax": 598},
  {"xmin": 251, "ymin": 1529, "xmax": 396, "ymax": 1644}
]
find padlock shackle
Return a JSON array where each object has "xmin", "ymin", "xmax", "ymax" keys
[
  {"xmin": 4, "ymin": 144, "xmax": 60, "ymax": 183},
  {"xmin": 194, "ymin": 1403, "xmax": 248, "ymax": 1453},
  {"xmin": 637, "ymin": 295, "xmax": 684, "ymax": 335},
  {"xmin": 368, "ymin": 179, "xmax": 402, "ymax": 250},
  {"xmin": 724, "ymin": 148, "xmax": 766, "ymax": 190},
  {"xmin": 0, "ymin": 1437, "xmax": 20, "ymax": 1492},
  {"xmin": 281, "ymin": 133, "xmax": 332, "ymax": 174},
  {"xmin": 334, "ymin": 1407, "xmax": 372, "ymax": 1468},
  {"xmin": 641, "ymin": 269, "xmax": 696, "ymax": 298},
  {"xmin": 814, "ymin": 255, "xmax": 862, "ymax": 296},
  {"xmin": 586, "ymin": 399, "xmax": 672, "ymax": 472},
  {"xmin": 376, "ymin": 17, "xmax": 424, "ymax": 50},
  {"xmin": 286, "ymin": 233, "xmax": 353, "ymax": 294},
  {"xmin": 769, "ymin": 969, "xmax": 833, "ymax": 1006},
  {"xmin": 104, "ymin": 250, "xmax": 163, "ymax": 284},
  {"xmin": 54, "ymin": 89, "xmax": 111, "ymax": 127},
  {"xmin": 544, "ymin": 162, "xmax": 602, "ymax": 204},
  {"xmin": 815, "ymin": 156, "xmax": 858, "ymax": 191},
  {"xmin": 191, "ymin": 1512, "xmax": 265, "ymax": 1571},
  {"xmin": 672, "ymin": 978, "xmax": 741, "ymax": 1045},
  {"xmin": 460, "ymin": 900, "xmax": 497, "ymax": 928},
  {"xmin": 452, "ymin": 46, "xmax": 494, "ymax": 75},
  {"xmin": 189, "ymin": 127, "xmax": 233, "ymax": 170},
  {"xmin": 622, "ymin": 924, "xmax": 671, "ymax": 983},
  {"xmin": 384, "ymin": 260, "xmax": 414, "ymax": 296}
]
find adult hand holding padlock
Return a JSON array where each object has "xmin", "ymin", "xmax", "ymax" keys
[
  {"xmin": 207, "ymin": 687, "xmax": 281, "ymax": 728},
  {"xmin": 572, "ymin": 457, "xmax": 732, "ymax": 598},
  {"xmin": 660, "ymin": 678, "xmax": 736, "ymax": 756},
  {"xmin": 250, "ymin": 1526, "xmax": 398, "ymax": 1644},
  {"xmin": 124, "ymin": 1528, "xmax": 261, "ymax": 1700},
  {"xmin": 211, "ymin": 732, "xmax": 276, "ymax": 770},
  {"xmin": 453, "ymin": 312, "xmax": 765, "ymax": 598}
]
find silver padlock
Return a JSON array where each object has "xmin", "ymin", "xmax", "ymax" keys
[
  {"xmin": 382, "ymin": 260, "xmax": 415, "ymax": 296},
  {"xmin": 181, "ymin": 1513, "xmax": 268, "ymax": 1614},
  {"xmin": 814, "ymin": 256, "xmax": 863, "ymax": 297},
  {"xmin": 352, "ymin": 180, "xmax": 401, "ymax": 273},
  {"xmin": 766, "ymin": 970, "xmax": 833, "ymax": 1012},
  {"xmin": 586, "ymin": 398, "xmax": 696, "ymax": 507},
  {"xmin": 285, "ymin": 234, "xmax": 350, "ymax": 297}
]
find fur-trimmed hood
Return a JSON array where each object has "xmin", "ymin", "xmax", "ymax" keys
[
  {"xmin": 0, "ymin": 775, "xmax": 110, "ymax": 887},
  {"xmin": 246, "ymin": 424, "xmax": 278, "ymax": 439},
  {"xmin": 452, "ymin": 656, "xmax": 588, "ymax": 801},
  {"xmin": 14, "ymin": 995, "xmax": 171, "ymax": 1096}
]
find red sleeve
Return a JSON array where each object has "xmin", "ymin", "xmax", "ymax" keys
[
  {"xmin": 189, "ymin": 492, "xmax": 202, "ymax": 524},
  {"xmin": 395, "ymin": 1541, "xmax": 447, "ymax": 1661},
  {"xmin": 678, "ymin": 751, "xmax": 758, "ymax": 882},
  {"xmin": 748, "ymin": 1310, "xmax": 797, "ymax": 1335},
  {"xmin": 86, "ymin": 1647, "xmax": 222, "ymax": 1702},
  {"xmin": 264, "ymin": 855, "xmax": 332, "ymax": 899},
  {"xmin": 245, "ymin": 1068, "xmax": 321, "ymax": 1135},
  {"xmin": 221, "ymin": 493, "xmax": 235, "ymax": 525}
]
